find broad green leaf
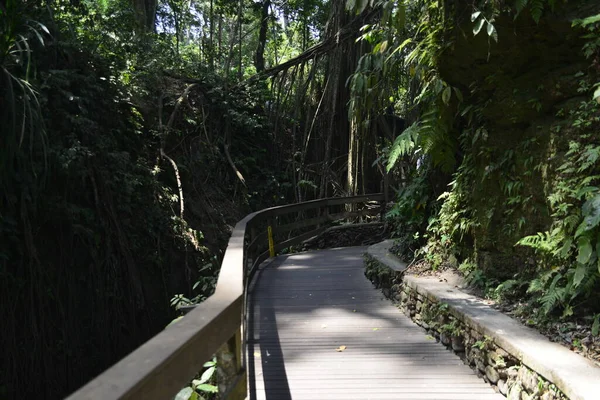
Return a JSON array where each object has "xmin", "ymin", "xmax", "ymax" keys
[
  {"xmin": 195, "ymin": 384, "xmax": 218, "ymax": 393},
  {"xmin": 486, "ymin": 23, "xmax": 497, "ymax": 42},
  {"xmin": 575, "ymin": 220, "xmax": 588, "ymax": 238},
  {"xmin": 198, "ymin": 366, "xmax": 215, "ymax": 384},
  {"xmin": 453, "ymin": 87, "xmax": 463, "ymax": 103},
  {"xmin": 592, "ymin": 314, "xmax": 600, "ymax": 336},
  {"xmin": 573, "ymin": 263, "xmax": 587, "ymax": 287},
  {"xmin": 593, "ymin": 86, "xmax": 600, "ymax": 104},
  {"xmin": 580, "ymin": 14, "xmax": 600, "ymax": 27},
  {"xmin": 442, "ymin": 86, "xmax": 451, "ymax": 105},
  {"xmin": 577, "ymin": 236, "xmax": 593, "ymax": 264},
  {"xmin": 203, "ymin": 358, "xmax": 216, "ymax": 368},
  {"xmin": 379, "ymin": 40, "xmax": 389, "ymax": 53},
  {"xmin": 581, "ymin": 194, "xmax": 600, "ymax": 232},
  {"xmin": 473, "ymin": 19, "xmax": 485, "ymax": 35},
  {"xmin": 174, "ymin": 387, "xmax": 195, "ymax": 400},
  {"xmin": 471, "ymin": 11, "xmax": 481, "ymax": 22}
]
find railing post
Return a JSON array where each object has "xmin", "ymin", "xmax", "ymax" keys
[
  {"xmin": 381, "ymin": 177, "xmax": 389, "ymax": 221},
  {"xmin": 216, "ymin": 326, "xmax": 246, "ymax": 399},
  {"xmin": 267, "ymin": 218, "xmax": 275, "ymax": 257}
]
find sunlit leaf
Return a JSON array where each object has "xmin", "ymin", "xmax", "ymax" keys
[
  {"xmin": 473, "ymin": 19, "xmax": 485, "ymax": 35},
  {"xmin": 580, "ymin": 14, "xmax": 600, "ymax": 27},
  {"xmin": 195, "ymin": 384, "xmax": 218, "ymax": 393},
  {"xmin": 593, "ymin": 86, "xmax": 600, "ymax": 104},
  {"xmin": 198, "ymin": 366, "xmax": 215, "ymax": 384},
  {"xmin": 486, "ymin": 22, "xmax": 497, "ymax": 42},
  {"xmin": 379, "ymin": 40, "xmax": 389, "ymax": 53},
  {"xmin": 335, "ymin": 345, "xmax": 347, "ymax": 352},
  {"xmin": 174, "ymin": 387, "xmax": 195, "ymax": 400},
  {"xmin": 471, "ymin": 11, "xmax": 481, "ymax": 22}
]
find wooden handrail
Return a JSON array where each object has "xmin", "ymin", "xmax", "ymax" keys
[{"xmin": 66, "ymin": 194, "xmax": 384, "ymax": 400}]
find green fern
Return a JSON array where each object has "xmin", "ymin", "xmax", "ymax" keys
[
  {"xmin": 539, "ymin": 273, "xmax": 564, "ymax": 313},
  {"xmin": 530, "ymin": 0, "xmax": 544, "ymax": 23},
  {"xmin": 387, "ymin": 122, "xmax": 420, "ymax": 172},
  {"xmin": 514, "ymin": 0, "xmax": 529, "ymax": 17}
]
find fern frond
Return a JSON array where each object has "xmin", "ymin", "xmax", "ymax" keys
[
  {"xmin": 515, "ymin": 0, "xmax": 529, "ymax": 16},
  {"xmin": 530, "ymin": 0, "xmax": 544, "ymax": 23},
  {"xmin": 387, "ymin": 122, "xmax": 420, "ymax": 171},
  {"xmin": 540, "ymin": 273, "xmax": 564, "ymax": 314},
  {"xmin": 527, "ymin": 278, "xmax": 545, "ymax": 294}
]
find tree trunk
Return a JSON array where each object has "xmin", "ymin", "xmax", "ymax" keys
[
  {"xmin": 254, "ymin": 0, "xmax": 270, "ymax": 72},
  {"xmin": 238, "ymin": 0, "xmax": 243, "ymax": 80},
  {"xmin": 131, "ymin": 0, "xmax": 157, "ymax": 32}
]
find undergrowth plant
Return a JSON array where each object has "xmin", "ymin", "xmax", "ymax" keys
[
  {"xmin": 174, "ymin": 357, "xmax": 218, "ymax": 400},
  {"xmin": 515, "ymin": 13, "xmax": 600, "ymax": 318}
]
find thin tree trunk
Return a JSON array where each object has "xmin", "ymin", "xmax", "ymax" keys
[
  {"xmin": 238, "ymin": 0, "xmax": 243, "ymax": 80},
  {"xmin": 255, "ymin": 0, "xmax": 270, "ymax": 72},
  {"xmin": 209, "ymin": 0, "xmax": 214, "ymax": 69}
]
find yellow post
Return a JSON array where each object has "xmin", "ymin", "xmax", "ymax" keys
[{"xmin": 267, "ymin": 225, "xmax": 275, "ymax": 257}]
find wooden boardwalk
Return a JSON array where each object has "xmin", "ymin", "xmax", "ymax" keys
[{"xmin": 247, "ymin": 246, "xmax": 503, "ymax": 400}]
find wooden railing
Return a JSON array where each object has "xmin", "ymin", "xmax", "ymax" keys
[{"xmin": 66, "ymin": 193, "xmax": 385, "ymax": 400}]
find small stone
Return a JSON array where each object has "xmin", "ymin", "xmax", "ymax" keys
[
  {"xmin": 420, "ymin": 321, "xmax": 430, "ymax": 330},
  {"xmin": 498, "ymin": 367, "xmax": 508, "ymax": 379},
  {"xmin": 394, "ymin": 293, "xmax": 401, "ymax": 301},
  {"xmin": 475, "ymin": 358, "xmax": 486, "ymax": 373},
  {"xmin": 440, "ymin": 332, "xmax": 451, "ymax": 346},
  {"xmin": 498, "ymin": 379, "xmax": 508, "ymax": 395},
  {"xmin": 540, "ymin": 391, "xmax": 556, "ymax": 400},
  {"xmin": 486, "ymin": 350, "xmax": 499, "ymax": 366},
  {"xmin": 507, "ymin": 367, "xmax": 519, "ymax": 378},
  {"xmin": 496, "ymin": 347, "xmax": 509, "ymax": 358},
  {"xmin": 416, "ymin": 300, "xmax": 423, "ymax": 310},
  {"xmin": 508, "ymin": 384, "xmax": 522, "ymax": 400},
  {"xmin": 518, "ymin": 367, "xmax": 538, "ymax": 393},
  {"xmin": 485, "ymin": 365, "xmax": 500, "ymax": 384},
  {"xmin": 521, "ymin": 392, "xmax": 534, "ymax": 400},
  {"xmin": 452, "ymin": 336, "xmax": 465, "ymax": 352}
]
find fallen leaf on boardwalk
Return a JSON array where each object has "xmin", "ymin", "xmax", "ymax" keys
[
  {"xmin": 253, "ymin": 352, "xmax": 261, "ymax": 357},
  {"xmin": 352, "ymin": 309, "xmax": 356, "ymax": 312},
  {"xmin": 425, "ymin": 335, "xmax": 435, "ymax": 340},
  {"xmin": 321, "ymin": 324, "xmax": 327, "ymax": 328},
  {"xmin": 372, "ymin": 328, "xmax": 379, "ymax": 331},
  {"xmin": 335, "ymin": 345, "xmax": 347, "ymax": 352}
]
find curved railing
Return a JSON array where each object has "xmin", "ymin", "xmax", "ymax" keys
[{"xmin": 67, "ymin": 194, "xmax": 385, "ymax": 400}]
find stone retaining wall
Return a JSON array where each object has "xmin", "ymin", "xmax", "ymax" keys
[{"xmin": 364, "ymin": 254, "xmax": 567, "ymax": 400}]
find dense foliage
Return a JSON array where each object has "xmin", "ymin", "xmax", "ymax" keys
[{"xmin": 346, "ymin": 0, "xmax": 600, "ymax": 331}]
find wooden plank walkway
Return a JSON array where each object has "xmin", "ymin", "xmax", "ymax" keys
[{"xmin": 247, "ymin": 246, "xmax": 504, "ymax": 400}]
